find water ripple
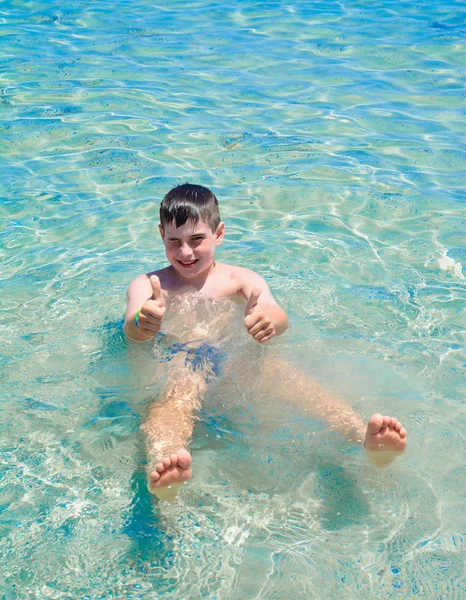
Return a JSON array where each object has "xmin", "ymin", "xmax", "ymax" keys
[{"xmin": 1, "ymin": 0, "xmax": 465, "ymax": 598}]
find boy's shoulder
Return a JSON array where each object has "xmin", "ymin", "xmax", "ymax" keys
[
  {"xmin": 216, "ymin": 263, "xmax": 278, "ymax": 305},
  {"xmin": 129, "ymin": 266, "xmax": 175, "ymax": 284},
  {"xmin": 215, "ymin": 263, "xmax": 269, "ymax": 297},
  {"xmin": 127, "ymin": 266, "xmax": 174, "ymax": 293},
  {"xmin": 217, "ymin": 263, "xmax": 264, "ymax": 283}
]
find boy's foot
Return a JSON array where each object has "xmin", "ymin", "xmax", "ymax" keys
[
  {"xmin": 364, "ymin": 413, "xmax": 407, "ymax": 466},
  {"xmin": 148, "ymin": 448, "xmax": 192, "ymax": 501}
]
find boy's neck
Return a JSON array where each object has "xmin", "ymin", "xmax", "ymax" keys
[{"xmin": 172, "ymin": 260, "xmax": 218, "ymax": 290}]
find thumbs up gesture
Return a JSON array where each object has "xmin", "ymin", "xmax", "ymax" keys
[
  {"xmin": 137, "ymin": 276, "xmax": 166, "ymax": 339},
  {"xmin": 244, "ymin": 286, "xmax": 276, "ymax": 344}
]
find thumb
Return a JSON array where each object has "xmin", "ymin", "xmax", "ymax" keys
[
  {"xmin": 150, "ymin": 275, "xmax": 165, "ymax": 306},
  {"xmin": 245, "ymin": 286, "xmax": 261, "ymax": 316}
]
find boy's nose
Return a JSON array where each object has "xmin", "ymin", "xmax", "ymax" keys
[{"xmin": 178, "ymin": 242, "xmax": 194, "ymax": 257}]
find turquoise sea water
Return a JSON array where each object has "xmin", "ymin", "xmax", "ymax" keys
[{"xmin": 1, "ymin": 0, "xmax": 465, "ymax": 597}]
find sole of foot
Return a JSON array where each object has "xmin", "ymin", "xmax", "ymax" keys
[
  {"xmin": 365, "ymin": 413, "xmax": 407, "ymax": 466},
  {"xmin": 147, "ymin": 448, "xmax": 192, "ymax": 502}
]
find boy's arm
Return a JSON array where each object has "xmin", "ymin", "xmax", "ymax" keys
[
  {"xmin": 124, "ymin": 274, "xmax": 165, "ymax": 342},
  {"xmin": 238, "ymin": 269, "xmax": 289, "ymax": 342}
]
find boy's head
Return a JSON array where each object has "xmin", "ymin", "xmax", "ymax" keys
[
  {"xmin": 158, "ymin": 183, "xmax": 224, "ymax": 279},
  {"xmin": 159, "ymin": 183, "xmax": 220, "ymax": 232}
]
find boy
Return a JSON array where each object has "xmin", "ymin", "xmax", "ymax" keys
[{"xmin": 124, "ymin": 184, "xmax": 407, "ymax": 501}]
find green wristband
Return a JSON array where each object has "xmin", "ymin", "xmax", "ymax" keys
[{"xmin": 135, "ymin": 309, "xmax": 141, "ymax": 328}]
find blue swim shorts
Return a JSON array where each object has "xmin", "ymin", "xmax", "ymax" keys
[{"xmin": 156, "ymin": 335, "xmax": 226, "ymax": 382}]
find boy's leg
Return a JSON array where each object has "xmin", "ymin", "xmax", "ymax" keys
[
  {"xmin": 141, "ymin": 356, "xmax": 206, "ymax": 501},
  {"xmin": 259, "ymin": 357, "xmax": 407, "ymax": 465}
]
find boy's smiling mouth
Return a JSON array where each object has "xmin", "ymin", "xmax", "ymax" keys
[{"xmin": 177, "ymin": 259, "xmax": 198, "ymax": 268}]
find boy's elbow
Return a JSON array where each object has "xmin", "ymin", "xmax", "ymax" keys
[
  {"xmin": 283, "ymin": 314, "xmax": 290, "ymax": 332},
  {"xmin": 275, "ymin": 309, "xmax": 289, "ymax": 336},
  {"xmin": 280, "ymin": 318, "xmax": 290, "ymax": 336}
]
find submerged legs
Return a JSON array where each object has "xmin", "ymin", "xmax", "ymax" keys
[
  {"xmin": 258, "ymin": 357, "xmax": 407, "ymax": 465},
  {"xmin": 141, "ymin": 359, "xmax": 206, "ymax": 501},
  {"xmin": 142, "ymin": 353, "xmax": 408, "ymax": 502}
]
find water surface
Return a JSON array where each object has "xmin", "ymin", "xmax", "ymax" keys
[{"xmin": 1, "ymin": 0, "xmax": 465, "ymax": 598}]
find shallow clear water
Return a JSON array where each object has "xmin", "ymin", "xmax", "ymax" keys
[{"xmin": 1, "ymin": 0, "xmax": 465, "ymax": 598}]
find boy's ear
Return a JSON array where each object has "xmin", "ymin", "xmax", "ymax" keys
[
  {"xmin": 158, "ymin": 224, "xmax": 164, "ymax": 240},
  {"xmin": 215, "ymin": 222, "xmax": 225, "ymax": 246}
]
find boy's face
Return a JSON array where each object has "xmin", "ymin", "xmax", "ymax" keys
[{"xmin": 159, "ymin": 219, "xmax": 225, "ymax": 280}]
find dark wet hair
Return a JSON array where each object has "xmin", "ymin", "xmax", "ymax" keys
[{"xmin": 159, "ymin": 183, "xmax": 221, "ymax": 231}]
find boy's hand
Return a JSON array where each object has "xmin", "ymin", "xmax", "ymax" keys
[
  {"xmin": 137, "ymin": 276, "xmax": 166, "ymax": 338},
  {"xmin": 244, "ymin": 287, "xmax": 276, "ymax": 344}
]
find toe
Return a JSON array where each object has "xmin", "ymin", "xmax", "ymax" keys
[
  {"xmin": 394, "ymin": 421, "xmax": 402, "ymax": 432},
  {"xmin": 178, "ymin": 451, "xmax": 192, "ymax": 470},
  {"xmin": 389, "ymin": 417, "xmax": 397, "ymax": 429},
  {"xmin": 155, "ymin": 462, "xmax": 165, "ymax": 473},
  {"xmin": 169, "ymin": 453, "xmax": 178, "ymax": 465},
  {"xmin": 367, "ymin": 413, "xmax": 384, "ymax": 434},
  {"xmin": 162, "ymin": 457, "xmax": 171, "ymax": 469},
  {"xmin": 151, "ymin": 471, "xmax": 160, "ymax": 482},
  {"xmin": 180, "ymin": 469, "xmax": 191, "ymax": 482},
  {"xmin": 400, "ymin": 427, "xmax": 407, "ymax": 438},
  {"xmin": 382, "ymin": 415, "xmax": 391, "ymax": 428}
]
